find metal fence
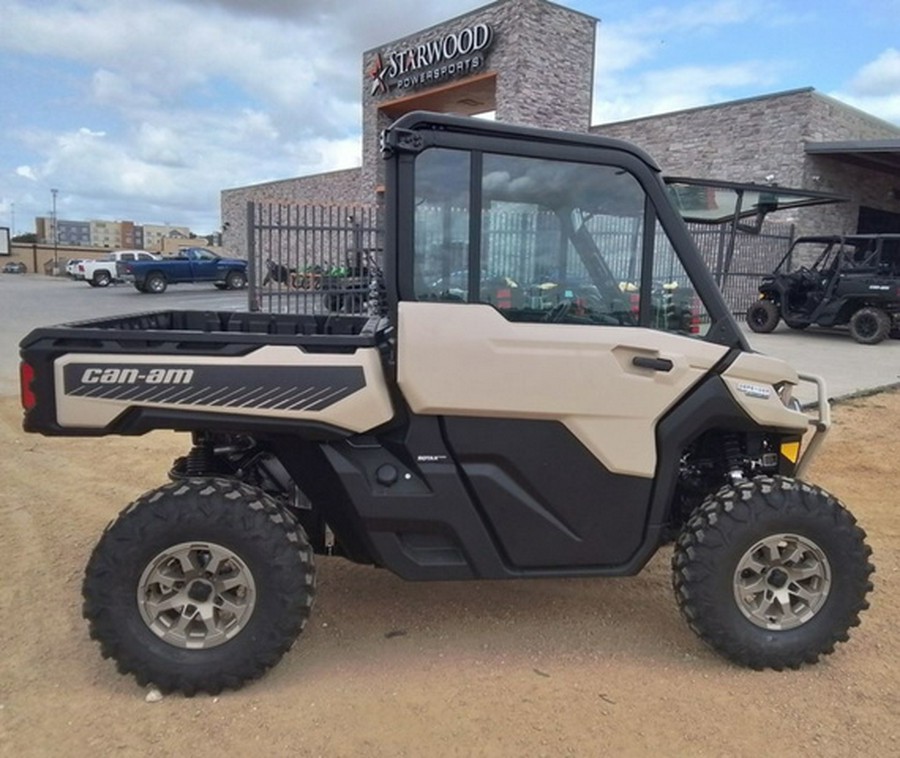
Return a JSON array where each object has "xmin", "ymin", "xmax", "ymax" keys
[
  {"xmin": 689, "ymin": 220, "xmax": 795, "ymax": 313},
  {"xmin": 247, "ymin": 203, "xmax": 384, "ymax": 316},
  {"xmin": 247, "ymin": 200, "xmax": 793, "ymax": 317}
]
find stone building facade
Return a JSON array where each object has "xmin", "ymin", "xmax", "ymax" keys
[
  {"xmin": 594, "ymin": 88, "xmax": 900, "ymax": 237},
  {"xmin": 221, "ymin": 0, "xmax": 900, "ymax": 257}
]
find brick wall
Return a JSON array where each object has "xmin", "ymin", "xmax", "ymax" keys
[
  {"xmin": 594, "ymin": 89, "xmax": 900, "ymax": 237},
  {"xmin": 221, "ymin": 169, "xmax": 364, "ymax": 257}
]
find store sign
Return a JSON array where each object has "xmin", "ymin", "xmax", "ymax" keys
[{"xmin": 369, "ymin": 23, "xmax": 494, "ymax": 96}]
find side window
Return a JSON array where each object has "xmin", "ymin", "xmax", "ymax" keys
[
  {"xmin": 479, "ymin": 153, "xmax": 642, "ymax": 325},
  {"xmin": 121, "ymin": 252, "xmax": 135, "ymax": 261},
  {"xmin": 651, "ymin": 231, "xmax": 711, "ymax": 336},
  {"xmin": 413, "ymin": 149, "xmax": 470, "ymax": 301},
  {"xmin": 411, "ymin": 147, "xmax": 709, "ymax": 336}
]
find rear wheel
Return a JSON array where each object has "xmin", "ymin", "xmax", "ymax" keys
[
  {"xmin": 849, "ymin": 306, "xmax": 890, "ymax": 344},
  {"xmin": 746, "ymin": 300, "xmax": 779, "ymax": 333},
  {"xmin": 672, "ymin": 476, "xmax": 873, "ymax": 670},
  {"xmin": 94, "ymin": 271, "xmax": 111, "ymax": 287},
  {"xmin": 145, "ymin": 272, "xmax": 167, "ymax": 294},
  {"xmin": 82, "ymin": 478, "xmax": 316, "ymax": 695}
]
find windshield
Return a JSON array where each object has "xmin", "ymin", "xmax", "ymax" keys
[{"xmin": 778, "ymin": 237, "xmax": 884, "ymax": 274}]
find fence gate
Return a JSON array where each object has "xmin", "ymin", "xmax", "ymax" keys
[
  {"xmin": 247, "ymin": 202, "xmax": 383, "ymax": 316},
  {"xmin": 246, "ymin": 201, "xmax": 791, "ymax": 317},
  {"xmin": 688, "ymin": 220, "xmax": 794, "ymax": 314}
]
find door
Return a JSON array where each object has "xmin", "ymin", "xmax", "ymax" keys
[{"xmin": 396, "ymin": 146, "xmax": 729, "ymax": 568}]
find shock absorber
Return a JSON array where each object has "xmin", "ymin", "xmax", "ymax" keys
[
  {"xmin": 169, "ymin": 433, "xmax": 217, "ymax": 480},
  {"xmin": 185, "ymin": 441, "xmax": 216, "ymax": 477},
  {"xmin": 723, "ymin": 433, "xmax": 746, "ymax": 484}
]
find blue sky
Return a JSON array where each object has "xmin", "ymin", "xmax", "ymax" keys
[{"xmin": 1, "ymin": 0, "xmax": 899, "ymax": 235}]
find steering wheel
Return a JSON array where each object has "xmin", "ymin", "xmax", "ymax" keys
[{"xmin": 544, "ymin": 300, "xmax": 573, "ymax": 323}]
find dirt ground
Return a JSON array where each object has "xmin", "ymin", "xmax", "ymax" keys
[{"xmin": 1, "ymin": 389, "xmax": 898, "ymax": 757}]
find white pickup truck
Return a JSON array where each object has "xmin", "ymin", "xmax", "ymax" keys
[{"xmin": 76, "ymin": 250, "xmax": 161, "ymax": 287}]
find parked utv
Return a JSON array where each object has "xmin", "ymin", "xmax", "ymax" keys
[
  {"xmin": 19, "ymin": 113, "xmax": 873, "ymax": 695},
  {"xmin": 747, "ymin": 234, "xmax": 900, "ymax": 343}
]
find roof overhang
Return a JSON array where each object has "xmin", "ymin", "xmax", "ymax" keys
[{"xmin": 805, "ymin": 139, "xmax": 900, "ymax": 174}]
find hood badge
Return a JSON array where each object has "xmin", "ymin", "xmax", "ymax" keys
[{"xmin": 737, "ymin": 382, "xmax": 772, "ymax": 400}]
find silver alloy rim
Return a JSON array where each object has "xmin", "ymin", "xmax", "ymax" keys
[
  {"xmin": 733, "ymin": 533, "xmax": 831, "ymax": 630},
  {"xmin": 137, "ymin": 541, "xmax": 256, "ymax": 649}
]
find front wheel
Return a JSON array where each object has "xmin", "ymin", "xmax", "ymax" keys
[
  {"xmin": 673, "ymin": 476, "xmax": 873, "ymax": 670},
  {"xmin": 82, "ymin": 478, "xmax": 316, "ymax": 694},
  {"xmin": 849, "ymin": 306, "xmax": 890, "ymax": 344},
  {"xmin": 746, "ymin": 300, "xmax": 779, "ymax": 333},
  {"xmin": 225, "ymin": 270, "xmax": 247, "ymax": 290}
]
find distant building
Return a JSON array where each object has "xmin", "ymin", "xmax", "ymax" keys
[
  {"xmin": 32, "ymin": 217, "xmax": 191, "ymax": 250},
  {"xmin": 142, "ymin": 224, "xmax": 191, "ymax": 252},
  {"xmin": 89, "ymin": 219, "xmax": 122, "ymax": 249},
  {"xmin": 35, "ymin": 216, "xmax": 54, "ymax": 245},
  {"xmin": 57, "ymin": 220, "xmax": 91, "ymax": 246}
]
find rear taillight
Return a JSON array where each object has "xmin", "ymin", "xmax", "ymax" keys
[{"xmin": 20, "ymin": 362, "xmax": 36, "ymax": 410}]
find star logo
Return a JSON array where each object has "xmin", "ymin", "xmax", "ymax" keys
[{"xmin": 369, "ymin": 53, "xmax": 389, "ymax": 96}]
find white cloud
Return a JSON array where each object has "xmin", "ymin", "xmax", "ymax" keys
[
  {"xmin": 592, "ymin": 1, "xmax": 786, "ymax": 123},
  {"xmin": 846, "ymin": 48, "xmax": 900, "ymax": 96},
  {"xmin": 595, "ymin": 61, "xmax": 779, "ymax": 123},
  {"xmin": 828, "ymin": 47, "xmax": 900, "ymax": 125}
]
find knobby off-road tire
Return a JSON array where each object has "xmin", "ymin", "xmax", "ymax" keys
[
  {"xmin": 746, "ymin": 300, "xmax": 779, "ymax": 333},
  {"xmin": 82, "ymin": 478, "xmax": 316, "ymax": 695},
  {"xmin": 849, "ymin": 306, "xmax": 890, "ymax": 345},
  {"xmin": 672, "ymin": 476, "xmax": 873, "ymax": 670}
]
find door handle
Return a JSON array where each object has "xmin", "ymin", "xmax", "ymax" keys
[{"xmin": 632, "ymin": 355, "xmax": 674, "ymax": 372}]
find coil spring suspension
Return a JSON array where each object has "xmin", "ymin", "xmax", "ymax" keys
[{"xmin": 723, "ymin": 433, "xmax": 746, "ymax": 484}]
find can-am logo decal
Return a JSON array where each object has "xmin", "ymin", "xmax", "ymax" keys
[
  {"xmin": 81, "ymin": 367, "xmax": 194, "ymax": 385},
  {"xmin": 369, "ymin": 23, "xmax": 494, "ymax": 96},
  {"xmin": 63, "ymin": 364, "xmax": 365, "ymax": 412}
]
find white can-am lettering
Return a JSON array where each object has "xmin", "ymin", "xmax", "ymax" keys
[{"xmin": 80, "ymin": 367, "xmax": 194, "ymax": 385}]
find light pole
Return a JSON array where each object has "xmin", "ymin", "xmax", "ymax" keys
[{"xmin": 51, "ymin": 188, "xmax": 59, "ymax": 266}]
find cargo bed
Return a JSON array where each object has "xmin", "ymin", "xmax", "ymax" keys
[{"xmin": 20, "ymin": 310, "xmax": 395, "ymax": 438}]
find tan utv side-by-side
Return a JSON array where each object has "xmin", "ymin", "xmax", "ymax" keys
[{"xmin": 19, "ymin": 112, "xmax": 873, "ymax": 695}]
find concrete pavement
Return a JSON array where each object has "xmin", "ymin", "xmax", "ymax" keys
[{"xmin": 742, "ymin": 322, "xmax": 900, "ymax": 404}]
